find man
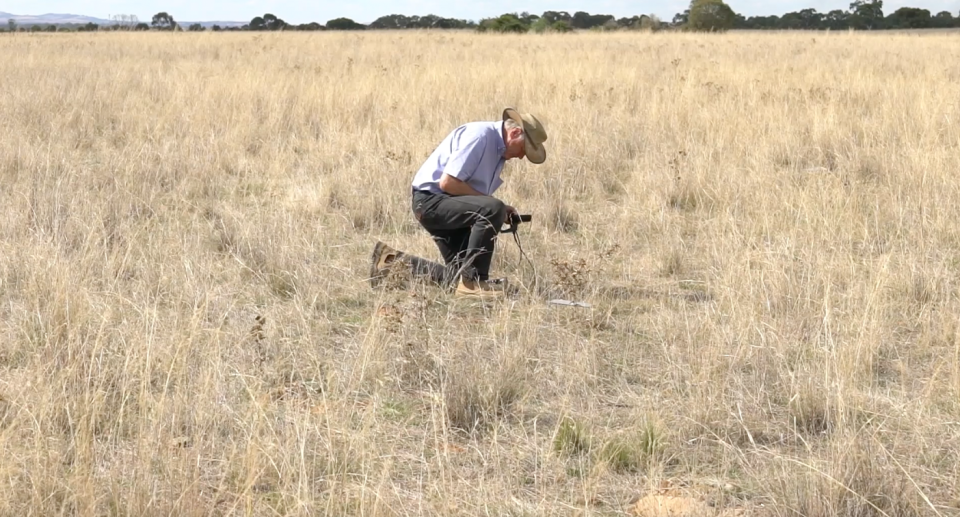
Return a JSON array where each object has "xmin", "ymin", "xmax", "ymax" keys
[{"xmin": 370, "ymin": 107, "xmax": 548, "ymax": 298}]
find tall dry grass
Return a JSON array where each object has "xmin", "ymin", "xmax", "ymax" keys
[{"xmin": 0, "ymin": 29, "xmax": 959, "ymax": 516}]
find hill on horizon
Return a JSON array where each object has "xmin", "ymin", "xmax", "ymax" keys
[{"xmin": 0, "ymin": 11, "xmax": 246, "ymax": 28}]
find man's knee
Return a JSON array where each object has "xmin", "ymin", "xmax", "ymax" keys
[{"xmin": 479, "ymin": 199, "xmax": 506, "ymax": 228}]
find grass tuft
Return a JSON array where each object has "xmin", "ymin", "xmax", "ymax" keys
[
  {"xmin": 595, "ymin": 418, "xmax": 666, "ymax": 473},
  {"xmin": 553, "ymin": 416, "xmax": 593, "ymax": 456},
  {"xmin": 442, "ymin": 354, "xmax": 526, "ymax": 433}
]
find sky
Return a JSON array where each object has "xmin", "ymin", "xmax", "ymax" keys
[{"xmin": 2, "ymin": 0, "xmax": 958, "ymax": 24}]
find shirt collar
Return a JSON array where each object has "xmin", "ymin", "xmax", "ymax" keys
[{"xmin": 494, "ymin": 120, "xmax": 506, "ymax": 157}]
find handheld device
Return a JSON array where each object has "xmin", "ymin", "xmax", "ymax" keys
[{"xmin": 501, "ymin": 213, "xmax": 532, "ymax": 234}]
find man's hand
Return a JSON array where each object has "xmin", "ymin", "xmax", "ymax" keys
[
  {"xmin": 505, "ymin": 205, "xmax": 519, "ymax": 222},
  {"xmin": 439, "ymin": 174, "xmax": 485, "ymax": 197}
]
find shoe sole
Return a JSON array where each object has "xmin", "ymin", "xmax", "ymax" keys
[
  {"xmin": 455, "ymin": 289, "xmax": 504, "ymax": 299},
  {"xmin": 370, "ymin": 241, "xmax": 399, "ymax": 288}
]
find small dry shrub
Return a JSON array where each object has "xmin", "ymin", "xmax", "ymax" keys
[
  {"xmin": 667, "ymin": 149, "xmax": 701, "ymax": 211},
  {"xmin": 854, "ymin": 155, "xmax": 886, "ymax": 184},
  {"xmin": 668, "ymin": 186, "xmax": 701, "ymax": 212},
  {"xmin": 550, "ymin": 257, "xmax": 594, "ymax": 294},
  {"xmin": 767, "ymin": 436, "xmax": 924, "ymax": 517},
  {"xmin": 659, "ymin": 246, "xmax": 686, "ymax": 277},
  {"xmin": 442, "ymin": 355, "xmax": 526, "ymax": 433},
  {"xmin": 788, "ymin": 375, "xmax": 857, "ymax": 438},
  {"xmin": 549, "ymin": 244, "xmax": 620, "ymax": 298},
  {"xmin": 789, "ymin": 388, "xmax": 834, "ymax": 437},
  {"xmin": 548, "ymin": 203, "xmax": 579, "ymax": 233},
  {"xmin": 903, "ymin": 268, "xmax": 939, "ymax": 307},
  {"xmin": 350, "ymin": 203, "xmax": 390, "ymax": 232},
  {"xmin": 266, "ymin": 269, "xmax": 298, "ymax": 299},
  {"xmin": 595, "ymin": 419, "xmax": 666, "ymax": 473},
  {"xmin": 553, "ymin": 416, "xmax": 593, "ymax": 456},
  {"xmin": 399, "ymin": 340, "xmax": 440, "ymax": 391}
]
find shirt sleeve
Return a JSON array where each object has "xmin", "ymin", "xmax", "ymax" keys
[{"xmin": 442, "ymin": 130, "xmax": 486, "ymax": 182}]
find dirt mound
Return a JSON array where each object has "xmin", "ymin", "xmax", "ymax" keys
[
  {"xmin": 632, "ymin": 495, "xmax": 745, "ymax": 517},
  {"xmin": 633, "ymin": 495, "xmax": 712, "ymax": 516}
]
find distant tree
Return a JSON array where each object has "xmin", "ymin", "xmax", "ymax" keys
[
  {"xmin": 530, "ymin": 17, "xmax": 574, "ymax": 33},
  {"xmin": 46, "ymin": 24, "xmax": 57, "ymax": 32},
  {"xmin": 188, "ymin": 23, "xmax": 204, "ymax": 31},
  {"xmin": 570, "ymin": 11, "xmax": 590, "ymax": 29},
  {"xmin": 518, "ymin": 11, "xmax": 540, "ymax": 26},
  {"xmin": 616, "ymin": 15, "xmax": 644, "ymax": 29},
  {"xmin": 110, "ymin": 14, "xmax": 139, "ymax": 29},
  {"xmin": 477, "ymin": 13, "xmax": 529, "ymax": 33},
  {"xmin": 151, "ymin": 12, "xmax": 176, "ymax": 30},
  {"xmin": 886, "ymin": 7, "xmax": 931, "ymax": 28},
  {"xmin": 739, "ymin": 14, "xmax": 777, "ymax": 29},
  {"xmin": 370, "ymin": 14, "xmax": 408, "ymax": 29},
  {"xmin": 797, "ymin": 8, "xmax": 824, "ymax": 28},
  {"xmin": 7, "ymin": 19, "xmax": 17, "ymax": 32},
  {"xmin": 778, "ymin": 8, "xmax": 822, "ymax": 29},
  {"xmin": 530, "ymin": 17, "xmax": 551, "ymax": 33},
  {"xmin": 571, "ymin": 11, "xmax": 592, "ymax": 28},
  {"xmin": 687, "ymin": 0, "xmax": 737, "ymax": 31},
  {"xmin": 369, "ymin": 14, "xmax": 469, "ymax": 29},
  {"xmin": 779, "ymin": 11, "xmax": 801, "ymax": 28},
  {"xmin": 571, "ymin": 11, "xmax": 614, "ymax": 29},
  {"xmin": 541, "ymin": 11, "xmax": 572, "ymax": 24},
  {"xmin": 29, "ymin": 24, "xmax": 42, "ymax": 32},
  {"xmin": 326, "ymin": 17, "xmax": 365, "ymax": 30},
  {"xmin": 824, "ymin": 10, "xmax": 850, "ymax": 29},
  {"xmin": 296, "ymin": 22, "xmax": 324, "ymax": 30},
  {"xmin": 78, "ymin": 22, "xmax": 99, "ymax": 32},
  {"xmin": 932, "ymin": 11, "xmax": 955, "ymax": 28},
  {"xmin": 410, "ymin": 14, "xmax": 429, "ymax": 28},
  {"xmin": 672, "ymin": 10, "xmax": 690, "ymax": 25},
  {"xmin": 211, "ymin": 24, "xmax": 222, "ymax": 31},
  {"xmin": 477, "ymin": 18, "xmax": 496, "ymax": 32},
  {"xmin": 849, "ymin": 0, "xmax": 883, "ymax": 29},
  {"xmin": 641, "ymin": 14, "xmax": 663, "ymax": 31},
  {"xmin": 435, "ymin": 16, "xmax": 474, "ymax": 29},
  {"xmin": 261, "ymin": 13, "xmax": 287, "ymax": 30},
  {"xmin": 240, "ymin": 14, "xmax": 286, "ymax": 31},
  {"xmin": 135, "ymin": 22, "xmax": 150, "ymax": 31}
]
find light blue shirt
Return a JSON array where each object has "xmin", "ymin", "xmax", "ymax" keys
[{"xmin": 411, "ymin": 120, "xmax": 506, "ymax": 196}]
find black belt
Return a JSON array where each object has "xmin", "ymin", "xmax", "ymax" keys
[{"xmin": 412, "ymin": 188, "xmax": 442, "ymax": 197}]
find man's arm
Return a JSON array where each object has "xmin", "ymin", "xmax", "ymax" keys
[
  {"xmin": 439, "ymin": 173, "xmax": 485, "ymax": 197},
  {"xmin": 440, "ymin": 129, "xmax": 485, "ymax": 192},
  {"xmin": 439, "ymin": 174, "xmax": 518, "ymax": 219}
]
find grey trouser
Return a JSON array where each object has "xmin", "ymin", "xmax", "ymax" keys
[{"xmin": 410, "ymin": 189, "xmax": 506, "ymax": 284}]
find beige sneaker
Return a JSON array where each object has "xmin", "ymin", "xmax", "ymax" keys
[
  {"xmin": 455, "ymin": 277, "xmax": 505, "ymax": 299},
  {"xmin": 370, "ymin": 241, "xmax": 403, "ymax": 288}
]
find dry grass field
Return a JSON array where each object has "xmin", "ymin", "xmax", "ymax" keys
[{"xmin": 1, "ymin": 29, "xmax": 960, "ymax": 516}]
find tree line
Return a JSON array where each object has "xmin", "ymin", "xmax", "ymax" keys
[
  {"xmin": 2, "ymin": 0, "xmax": 958, "ymax": 33},
  {"xmin": 732, "ymin": 0, "xmax": 958, "ymax": 30}
]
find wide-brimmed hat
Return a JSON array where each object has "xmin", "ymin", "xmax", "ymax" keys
[{"xmin": 503, "ymin": 108, "xmax": 547, "ymax": 164}]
